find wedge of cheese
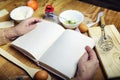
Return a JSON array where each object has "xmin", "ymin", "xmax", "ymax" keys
[{"xmin": 0, "ymin": 9, "xmax": 9, "ymax": 21}]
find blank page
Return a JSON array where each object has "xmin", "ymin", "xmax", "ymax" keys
[
  {"xmin": 40, "ymin": 30, "xmax": 95, "ymax": 78},
  {"xmin": 11, "ymin": 20, "xmax": 65, "ymax": 60}
]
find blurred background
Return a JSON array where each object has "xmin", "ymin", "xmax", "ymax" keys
[{"xmin": 79, "ymin": 0, "xmax": 120, "ymax": 11}]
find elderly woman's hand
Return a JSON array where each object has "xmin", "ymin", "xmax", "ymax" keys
[
  {"xmin": 14, "ymin": 17, "xmax": 41, "ymax": 36},
  {"xmin": 4, "ymin": 17, "xmax": 41, "ymax": 41},
  {"xmin": 74, "ymin": 46, "xmax": 99, "ymax": 80}
]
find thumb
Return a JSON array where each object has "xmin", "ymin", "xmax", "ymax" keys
[
  {"xmin": 85, "ymin": 46, "xmax": 97, "ymax": 60},
  {"xmin": 80, "ymin": 52, "xmax": 89, "ymax": 62}
]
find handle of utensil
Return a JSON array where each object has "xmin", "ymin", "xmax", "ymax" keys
[
  {"xmin": 0, "ymin": 48, "xmax": 51, "ymax": 80},
  {"xmin": 100, "ymin": 15, "xmax": 105, "ymax": 26},
  {"xmin": 0, "ymin": 48, "xmax": 40, "ymax": 78},
  {"xmin": 0, "ymin": 48, "xmax": 33, "ymax": 71}
]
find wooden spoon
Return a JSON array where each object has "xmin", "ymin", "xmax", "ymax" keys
[{"xmin": 0, "ymin": 48, "xmax": 51, "ymax": 80}]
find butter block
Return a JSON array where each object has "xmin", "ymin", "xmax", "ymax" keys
[
  {"xmin": 0, "ymin": 21, "xmax": 14, "ymax": 28},
  {"xmin": 0, "ymin": 9, "xmax": 10, "ymax": 21},
  {"xmin": 0, "ymin": 9, "xmax": 9, "ymax": 17}
]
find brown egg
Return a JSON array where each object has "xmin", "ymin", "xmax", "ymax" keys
[
  {"xmin": 34, "ymin": 70, "xmax": 48, "ymax": 80},
  {"xmin": 78, "ymin": 22, "xmax": 88, "ymax": 33}
]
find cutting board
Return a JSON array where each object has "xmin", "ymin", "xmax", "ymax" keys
[{"xmin": 88, "ymin": 25, "xmax": 120, "ymax": 79}]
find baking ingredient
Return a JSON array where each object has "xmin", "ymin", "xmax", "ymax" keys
[
  {"xmin": 78, "ymin": 22, "xmax": 88, "ymax": 33},
  {"xmin": 27, "ymin": 0, "xmax": 38, "ymax": 10},
  {"xmin": 0, "ymin": 9, "xmax": 9, "ymax": 17},
  {"xmin": 0, "ymin": 9, "xmax": 9, "ymax": 21},
  {"xmin": 65, "ymin": 20, "xmax": 77, "ymax": 24},
  {"xmin": 34, "ymin": 70, "xmax": 48, "ymax": 80},
  {"xmin": 0, "ymin": 21, "xmax": 14, "ymax": 28}
]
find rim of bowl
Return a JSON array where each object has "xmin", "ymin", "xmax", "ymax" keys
[
  {"xmin": 59, "ymin": 10, "xmax": 84, "ymax": 24},
  {"xmin": 10, "ymin": 6, "xmax": 34, "ymax": 21}
]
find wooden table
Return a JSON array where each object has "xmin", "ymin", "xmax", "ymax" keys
[{"xmin": 0, "ymin": 0, "xmax": 120, "ymax": 80}]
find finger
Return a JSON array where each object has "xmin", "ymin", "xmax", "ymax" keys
[
  {"xmin": 29, "ymin": 18, "xmax": 41, "ymax": 25},
  {"xmin": 80, "ymin": 52, "xmax": 88, "ymax": 62},
  {"xmin": 30, "ymin": 20, "xmax": 41, "ymax": 25},
  {"xmin": 28, "ymin": 17, "xmax": 41, "ymax": 21},
  {"xmin": 26, "ymin": 17, "xmax": 40, "ymax": 23},
  {"xmin": 85, "ymin": 46, "xmax": 97, "ymax": 60}
]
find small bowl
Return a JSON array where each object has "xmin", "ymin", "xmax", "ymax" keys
[
  {"xmin": 10, "ymin": 6, "xmax": 34, "ymax": 23},
  {"xmin": 59, "ymin": 10, "xmax": 84, "ymax": 29}
]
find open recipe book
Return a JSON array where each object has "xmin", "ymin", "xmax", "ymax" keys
[{"xmin": 11, "ymin": 20, "xmax": 95, "ymax": 80}]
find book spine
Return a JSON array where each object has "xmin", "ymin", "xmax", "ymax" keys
[{"xmin": 36, "ymin": 61, "xmax": 70, "ymax": 80}]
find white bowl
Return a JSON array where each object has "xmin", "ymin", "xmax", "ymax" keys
[
  {"xmin": 59, "ymin": 10, "xmax": 84, "ymax": 29},
  {"xmin": 10, "ymin": 6, "xmax": 34, "ymax": 23}
]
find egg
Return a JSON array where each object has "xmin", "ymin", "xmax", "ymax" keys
[
  {"xmin": 78, "ymin": 22, "xmax": 88, "ymax": 33},
  {"xmin": 27, "ymin": 0, "xmax": 39, "ymax": 10},
  {"xmin": 34, "ymin": 70, "xmax": 48, "ymax": 80}
]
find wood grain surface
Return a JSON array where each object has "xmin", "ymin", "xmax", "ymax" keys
[
  {"xmin": 88, "ymin": 25, "xmax": 120, "ymax": 79},
  {"xmin": 0, "ymin": 0, "xmax": 120, "ymax": 80}
]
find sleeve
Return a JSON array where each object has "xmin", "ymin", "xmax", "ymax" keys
[{"xmin": 0, "ymin": 29, "xmax": 10, "ymax": 45}]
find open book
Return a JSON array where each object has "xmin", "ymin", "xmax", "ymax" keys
[{"xmin": 11, "ymin": 20, "xmax": 95, "ymax": 80}]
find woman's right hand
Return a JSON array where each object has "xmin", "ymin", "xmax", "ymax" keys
[{"xmin": 14, "ymin": 17, "xmax": 41, "ymax": 36}]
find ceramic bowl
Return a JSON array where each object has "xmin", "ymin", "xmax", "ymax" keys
[
  {"xmin": 10, "ymin": 6, "xmax": 34, "ymax": 23},
  {"xmin": 59, "ymin": 10, "xmax": 84, "ymax": 29}
]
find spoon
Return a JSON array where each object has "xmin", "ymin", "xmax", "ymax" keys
[
  {"xmin": 0, "ymin": 48, "xmax": 51, "ymax": 80},
  {"xmin": 87, "ymin": 12, "xmax": 103, "ymax": 27}
]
